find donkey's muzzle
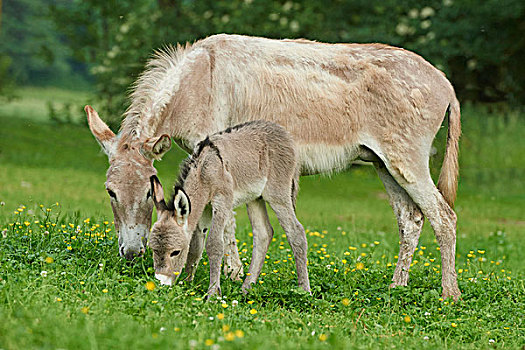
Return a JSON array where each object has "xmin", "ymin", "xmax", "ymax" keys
[{"xmin": 120, "ymin": 245, "xmax": 145, "ymax": 261}]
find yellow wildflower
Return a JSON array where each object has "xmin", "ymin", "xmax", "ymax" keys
[{"xmin": 145, "ymin": 281, "xmax": 155, "ymax": 291}]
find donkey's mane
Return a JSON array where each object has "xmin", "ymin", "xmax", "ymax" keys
[{"xmin": 120, "ymin": 43, "xmax": 193, "ymax": 142}]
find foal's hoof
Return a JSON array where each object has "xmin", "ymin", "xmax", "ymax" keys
[
  {"xmin": 206, "ymin": 287, "xmax": 222, "ymax": 300},
  {"xmin": 389, "ymin": 281, "xmax": 408, "ymax": 289}
]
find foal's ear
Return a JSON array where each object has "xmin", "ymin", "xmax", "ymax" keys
[
  {"xmin": 85, "ymin": 105, "xmax": 117, "ymax": 158},
  {"xmin": 141, "ymin": 134, "xmax": 172, "ymax": 160},
  {"xmin": 173, "ymin": 187, "xmax": 191, "ymax": 226},
  {"xmin": 150, "ymin": 175, "xmax": 167, "ymax": 211}
]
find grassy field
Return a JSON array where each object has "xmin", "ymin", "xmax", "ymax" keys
[{"xmin": 0, "ymin": 88, "xmax": 524, "ymax": 349}]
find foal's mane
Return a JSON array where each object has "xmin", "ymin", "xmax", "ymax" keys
[{"xmin": 119, "ymin": 42, "xmax": 193, "ymax": 142}]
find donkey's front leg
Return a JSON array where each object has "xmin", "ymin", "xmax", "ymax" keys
[{"xmin": 206, "ymin": 205, "xmax": 229, "ymax": 299}]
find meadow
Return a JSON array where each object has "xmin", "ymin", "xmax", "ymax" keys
[{"xmin": 0, "ymin": 88, "xmax": 524, "ymax": 349}]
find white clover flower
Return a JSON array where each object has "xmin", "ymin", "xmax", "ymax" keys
[
  {"xmin": 423, "ymin": 336, "xmax": 429, "ymax": 340},
  {"xmin": 208, "ymin": 317, "xmax": 214, "ymax": 321},
  {"xmin": 424, "ymin": 312, "xmax": 431, "ymax": 316},
  {"xmin": 41, "ymin": 271, "xmax": 48, "ymax": 277},
  {"xmin": 489, "ymin": 339, "xmax": 495, "ymax": 344},
  {"xmin": 232, "ymin": 300, "xmax": 239, "ymax": 307},
  {"xmin": 160, "ymin": 327, "xmax": 166, "ymax": 332}
]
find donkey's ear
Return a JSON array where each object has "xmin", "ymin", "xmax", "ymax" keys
[
  {"xmin": 173, "ymin": 187, "xmax": 191, "ymax": 226},
  {"xmin": 141, "ymin": 134, "xmax": 172, "ymax": 161},
  {"xmin": 85, "ymin": 105, "xmax": 117, "ymax": 158},
  {"xmin": 150, "ymin": 175, "xmax": 167, "ymax": 211}
]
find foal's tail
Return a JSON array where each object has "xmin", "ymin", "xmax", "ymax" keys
[
  {"xmin": 437, "ymin": 97, "xmax": 461, "ymax": 208},
  {"xmin": 291, "ymin": 167, "xmax": 300, "ymax": 211}
]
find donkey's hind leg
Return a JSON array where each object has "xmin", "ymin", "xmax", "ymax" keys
[
  {"xmin": 223, "ymin": 211, "xmax": 244, "ymax": 281},
  {"xmin": 375, "ymin": 162, "xmax": 424, "ymax": 288},
  {"xmin": 267, "ymin": 197, "xmax": 311, "ymax": 293},
  {"xmin": 385, "ymin": 163, "xmax": 460, "ymax": 300},
  {"xmin": 242, "ymin": 199, "xmax": 274, "ymax": 293}
]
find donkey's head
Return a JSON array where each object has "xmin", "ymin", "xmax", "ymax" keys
[
  {"xmin": 85, "ymin": 106, "xmax": 172, "ymax": 260},
  {"xmin": 149, "ymin": 175, "xmax": 191, "ymax": 286}
]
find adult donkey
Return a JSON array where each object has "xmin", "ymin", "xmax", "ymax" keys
[{"xmin": 86, "ymin": 34, "xmax": 461, "ymax": 300}]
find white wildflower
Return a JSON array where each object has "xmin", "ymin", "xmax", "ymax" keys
[
  {"xmin": 408, "ymin": 9, "xmax": 419, "ymax": 18},
  {"xmin": 420, "ymin": 7, "xmax": 435, "ymax": 18},
  {"xmin": 421, "ymin": 20, "xmax": 432, "ymax": 29},
  {"xmin": 40, "ymin": 271, "xmax": 48, "ymax": 277}
]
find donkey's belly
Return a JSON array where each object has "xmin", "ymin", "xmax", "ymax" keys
[{"xmin": 297, "ymin": 143, "xmax": 362, "ymax": 175}]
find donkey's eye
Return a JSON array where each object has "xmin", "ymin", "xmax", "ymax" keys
[
  {"xmin": 170, "ymin": 250, "xmax": 181, "ymax": 257},
  {"xmin": 107, "ymin": 189, "xmax": 117, "ymax": 200}
]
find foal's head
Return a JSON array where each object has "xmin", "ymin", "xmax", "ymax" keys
[{"xmin": 149, "ymin": 175, "xmax": 191, "ymax": 286}]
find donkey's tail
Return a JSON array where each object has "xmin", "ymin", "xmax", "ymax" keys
[{"xmin": 437, "ymin": 97, "xmax": 461, "ymax": 208}]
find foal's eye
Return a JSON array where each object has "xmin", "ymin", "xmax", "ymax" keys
[
  {"xmin": 107, "ymin": 189, "xmax": 117, "ymax": 200},
  {"xmin": 170, "ymin": 250, "xmax": 181, "ymax": 257}
]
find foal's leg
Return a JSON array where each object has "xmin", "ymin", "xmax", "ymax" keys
[
  {"xmin": 206, "ymin": 201, "xmax": 231, "ymax": 298},
  {"xmin": 242, "ymin": 199, "xmax": 274, "ymax": 293},
  {"xmin": 222, "ymin": 211, "xmax": 244, "ymax": 281},
  {"xmin": 375, "ymin": 163, "xmax": 425, "ymax": 287},
  {"xmin": 268, "ymin": 198, "xmax": 311, "ymax": 293},
  {"xmin": 185, "ymin": 206, "xmax": 212, "ymax": 281}
]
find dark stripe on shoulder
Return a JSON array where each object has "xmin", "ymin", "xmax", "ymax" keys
[{"xmin": 175, "ymin": 137, "xmax": 223, "ymax": 187}]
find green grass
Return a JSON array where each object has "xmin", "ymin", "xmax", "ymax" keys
[{"xmin": 0, "ymin": 88, "xmax": 524, "ymax": 349}]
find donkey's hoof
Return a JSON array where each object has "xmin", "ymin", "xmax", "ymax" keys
[
  {"xmin": 241, "ymin": 282, "xmax": 253, "ymax": 295},
  {"xmin": 442, "ymin": 287, "xmax": 461, "ymax": 302},
  {"xmin": 224, "ymin": 263, "xmax": 244, "ymax": 281}
]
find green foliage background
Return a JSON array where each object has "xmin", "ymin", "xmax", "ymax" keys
[{"xmin": 1, "ymin": 0, "xmax": 524, "ymax": 126}]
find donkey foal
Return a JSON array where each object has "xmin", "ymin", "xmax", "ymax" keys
[{"xmin": 149, "ymin": 121, "xmax": 311, "ymax": 297}]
